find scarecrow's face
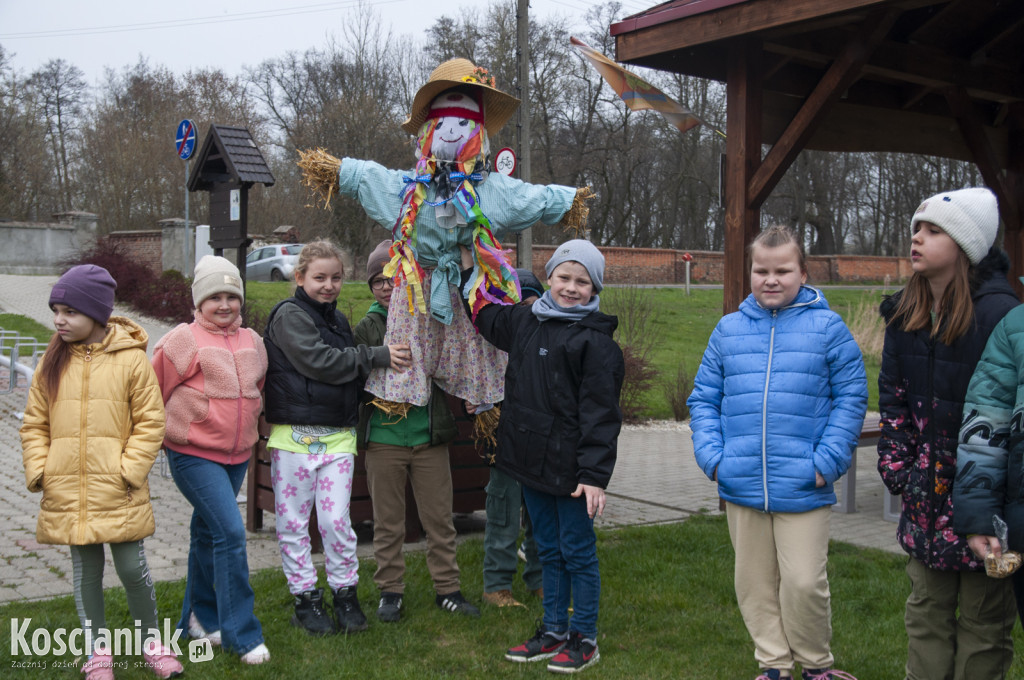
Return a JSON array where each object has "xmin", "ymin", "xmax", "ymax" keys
[
  {"xmin": 424, "ymin": 91, "xmax": 481, "ymax": 161},
  {"xmin": 431, "ymin": 116, "xmax": 473, "ymax": 160}
]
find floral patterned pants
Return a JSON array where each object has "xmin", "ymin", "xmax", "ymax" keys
[
  {"xmin": 270, "ymin": 448, "xmax": 358, "ymax": 595},
  {"xmin": 364, "ymin": 272, "xmax": 508, "ymax": 406}
]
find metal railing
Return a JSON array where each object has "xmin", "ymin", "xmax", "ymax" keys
[{"xmin": 0, "ymin": 328, "xmax": 47, "ymax": 394}]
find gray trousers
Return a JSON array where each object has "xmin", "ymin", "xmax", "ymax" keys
[
  {"xmin": 71, "ymin": 541, "xmax": 159, "ymax": 654},
  {"xmin": 483, "ymin": 466, "xmax": 542, "ymax": 592}
]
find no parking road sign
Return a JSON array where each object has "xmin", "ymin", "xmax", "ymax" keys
[{"xmin": 176, "ymin": 119, "xmax": 196, "ymax": 160}]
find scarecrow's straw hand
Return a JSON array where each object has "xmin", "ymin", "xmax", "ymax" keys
[
  {"xmin": 297, "ymin": 148, "xmax": 342, "ymax": 210},
  {"xmin": 559, "ymin": 185, "xmax": 596, "ymax": 237}
]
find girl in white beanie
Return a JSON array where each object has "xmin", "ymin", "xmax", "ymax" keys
[
  {"xmin": 877, "ymin": 187, "xmax": 1019, "ymax": 679},
  {"xmin": 152, "ymin": 255, "xmax": 271, "ymax": 664}
]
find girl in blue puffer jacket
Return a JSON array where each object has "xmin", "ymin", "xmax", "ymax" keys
[{"xmin": 689, "ymin": 225, "xmax": 867, "ymax": 680}]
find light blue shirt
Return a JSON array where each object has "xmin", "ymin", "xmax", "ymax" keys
[{"xmin": 337, "ymin": 158, "xmax": 576, "ymax": 324}]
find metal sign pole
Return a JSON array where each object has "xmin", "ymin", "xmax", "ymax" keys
[
  {"xmin": 175, "ymin": 118, "xmax": 197, "ymax": 274},
  {"xmin": 184, "ymin": 162, "xmax": 190, "ymax": 271}
]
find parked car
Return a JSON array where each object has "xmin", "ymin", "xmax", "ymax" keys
[{"xmin": 246, "ymin": 243, "xmax": 304, "ymax": 281}]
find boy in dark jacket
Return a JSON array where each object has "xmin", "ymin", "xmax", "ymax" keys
[
  {"xmin": 466, "ymin": 240, "xmax": 624, "ymax": 674},
  {"xmin": 354, "ymin": 240, "xmax": 479, "ymax": 623}
]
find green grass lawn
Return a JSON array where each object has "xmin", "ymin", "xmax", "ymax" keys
[
  {"xmin": 0, "ymin": 313, "xmax": 54, "ymax": 345},
  {"xmin": 0, "ymin": 283, "xmax": 887, "ymax": 420},
  {"xmin": 2, "ymin": 516, "xmax": 1022, "ymax": 679},
  {"xmin": 243, "ymin": 282, "xmax": 888, "ymax": 421}
]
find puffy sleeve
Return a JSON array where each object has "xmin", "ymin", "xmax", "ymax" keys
[
  {"xmin": 121, "ymin": 352, "xmax": 166, "ymax": 489},
  {"xmin": 575, "ymin": 336, "xmax": 625, "ymax": 488},
  {"xmin": 954, "ymin": 316, "xmax": 1018, "ymax": 536},
  {"xmin": 688, "ymin": 323, "xmax": 727, "ymax": 481},
  {"xmin": 20, "ymin": 366, "xmax": 51, "ymax": 492},
  {"xmin": 247, "ymin": 328, "xmax": 268, "ymax": 392},
  {"xmin": 812, "ymin": 315, "xmax": 868, "ymax": 484},
  {"xmin": 877, "ymin": 324, "xmax": 915, "ymax": 495},
  {"xmin": 151, "ymin": 323, "xmax": 196, "ymax": 405}
]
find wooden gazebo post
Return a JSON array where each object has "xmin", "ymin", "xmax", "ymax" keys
[{"xmin": 723, "ymin": 38, "xmax": 763, "ymax": 314}]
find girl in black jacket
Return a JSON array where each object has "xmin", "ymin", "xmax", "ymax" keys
[
  {"xmin": 877, "ymin": 188, "xmax": 1018, "ymax": 679},
  {"xmin": 467, "ymin": 240, "xmax": 624, "ymax": 674},
  {"xmin": 264, "ymin": 240, "xmax": 410, "ymax": 636}
]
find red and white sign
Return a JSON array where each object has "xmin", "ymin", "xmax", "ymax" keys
[{"xmin": 494, "ymin": 147, "xmax": 516, "ymax": 176}]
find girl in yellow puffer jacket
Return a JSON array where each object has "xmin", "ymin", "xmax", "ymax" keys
[{"xmin": 20, "ymin": 265, "xmax": 182, "ymax": 679}]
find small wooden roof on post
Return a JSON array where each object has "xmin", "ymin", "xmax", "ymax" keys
[
  {"xmin": 611, "ymin": 0, "xmax": 1024, "ymax": 313},
  {"xmin": 187, "ymin": 124, "xmax": 275, "ymax": 280}
]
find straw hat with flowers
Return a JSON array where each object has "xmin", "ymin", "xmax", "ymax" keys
[{"xmin": 402, "ymin": 58, "xmax": 520, "ymax": 137}]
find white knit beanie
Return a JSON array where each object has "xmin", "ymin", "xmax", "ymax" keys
[
  {"xmin": 910, "ymin": 187, "xmax": 999, "ymax": 265},
  {"xmin": 192, "ymin": 255, "xmax": 244, "ymax": 307}
]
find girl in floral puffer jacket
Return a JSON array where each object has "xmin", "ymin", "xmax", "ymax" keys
[{"xmin": 877, "ymin": 187, "xmax": 1018, "ymax": 680}]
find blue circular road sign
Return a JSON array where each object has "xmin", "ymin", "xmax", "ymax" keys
[{"xmin": 176, "ymin": 119, "xmax": 197, "ymax": 160}]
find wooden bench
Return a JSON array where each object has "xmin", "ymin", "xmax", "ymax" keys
[{"xmin": 245, "ymin": 394, "xmax": 491, "ymax": 547}]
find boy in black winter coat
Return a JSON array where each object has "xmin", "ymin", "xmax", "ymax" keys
[{"xmin": 464, "ymin": 239, "xmax": 624, "ymax": 674}]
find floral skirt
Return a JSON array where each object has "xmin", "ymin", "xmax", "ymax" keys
[{"xmin": 364, "ymin": 270, "xmax": 507, "ymax": 406}]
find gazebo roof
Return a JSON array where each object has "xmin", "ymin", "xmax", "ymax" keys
[
  {"xmin": 611, "ymin": 0, "xmax": 1024, "ymax": 164},
  {"xmin": 187, "ymin": 124, "xmax": 275, "ymax": 192},
  {"xmin": 611, "ymin": 0, "xmax": 1024, "ymax": 309}
]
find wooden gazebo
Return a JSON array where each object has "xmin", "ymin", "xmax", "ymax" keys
[{"xmin": 611, "ymin": 0, "xmax": 1024, "ymax": 311}]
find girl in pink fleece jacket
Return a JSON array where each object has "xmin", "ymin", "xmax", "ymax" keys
[{"xmin": 152, "ymin": 255, "xmax": 270, "ymax": 665}]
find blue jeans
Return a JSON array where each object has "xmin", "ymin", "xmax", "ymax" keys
[
  {"xmin": 522, "ymin": 485, "xmax": 600, "ymax": 638},
  {"xmin": 166, "ymin": 449, "xmax": 264, "ymax": 655}
]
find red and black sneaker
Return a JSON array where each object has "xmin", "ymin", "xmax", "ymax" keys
[
  {"xmin": 505, "ymin": 626, "xmax": 567, "ymax": 662},
  {"xmin": 547, "ymin": 631, "xmax": 599, "ymax": 674}
]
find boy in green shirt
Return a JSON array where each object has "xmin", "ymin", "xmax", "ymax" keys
[{"xmin": 354, "ymin": 240, "xmax": 479, "ymax": 622}]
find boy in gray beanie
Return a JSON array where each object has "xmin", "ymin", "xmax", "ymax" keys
[
  {"xmin": 543, "ymin": 239, "xmax": 604, "ymax": 293},
  {"xmin": 463, "ymin": 238, "xmax": 623, "ymax": 673}
]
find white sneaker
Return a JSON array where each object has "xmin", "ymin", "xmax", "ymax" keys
[
  {"xmin": 188, "ymin": 612, "xmax": 222, "ymax": 647},
  {"xmin": 240, "ymin": 643, "xmax": 270, "ymax": 665}
]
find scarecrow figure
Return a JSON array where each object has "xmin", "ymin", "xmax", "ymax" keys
[{"xmin": 298, "ymin": 58, "xmax": 592, "ymax": 417}]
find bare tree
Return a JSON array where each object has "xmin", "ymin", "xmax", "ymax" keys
[
  {"xmin": 0, "ymin": 46, "xmax": 52, "ymax": 221},
  {"xmin": 29, "ymin": 59, "xmax": 87, "ymax": 212}
]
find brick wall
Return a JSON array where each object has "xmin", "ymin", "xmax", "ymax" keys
[
  {"xmin": 502, "ymin": 244, "xmax": 910, "ymax": 285},
  {"xmin": 108, "ymin": 230, "xmax": 163, "ymax": 276},
  {"xmin": 103, "ymin": 231, "xmax": 911, "ymax": 286}
]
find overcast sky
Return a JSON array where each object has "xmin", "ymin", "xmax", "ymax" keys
[{"xmin": 0, "ymin": 0, "xmax": 651, "ymax": 86}]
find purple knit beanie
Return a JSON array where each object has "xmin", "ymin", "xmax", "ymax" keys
[{"xmin": 49, "ymin": 265, "xmax": 117, "ymax": 325}]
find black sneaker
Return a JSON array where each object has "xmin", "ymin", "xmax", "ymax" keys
[
  {"xmin": 333, "ymin": 585, "xmax": 368, "ymax": 633},
  {"xmin": 291, "ymin": 588, "xmax": 335, "ymax": 636},
  {"xmin": 377, "ymin": 591, "xmax": 403, "ymax": 623},
  {"xmin": 435, "ymin": 590, "xmax": 481, "ymax": 618},
  {"xmin": 547, "ymin": 632, "xmax": 599, "ymax": 673},
  {"xmin": 505, "ymin": 626, "xmax": 567, "ymax": 663}
]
